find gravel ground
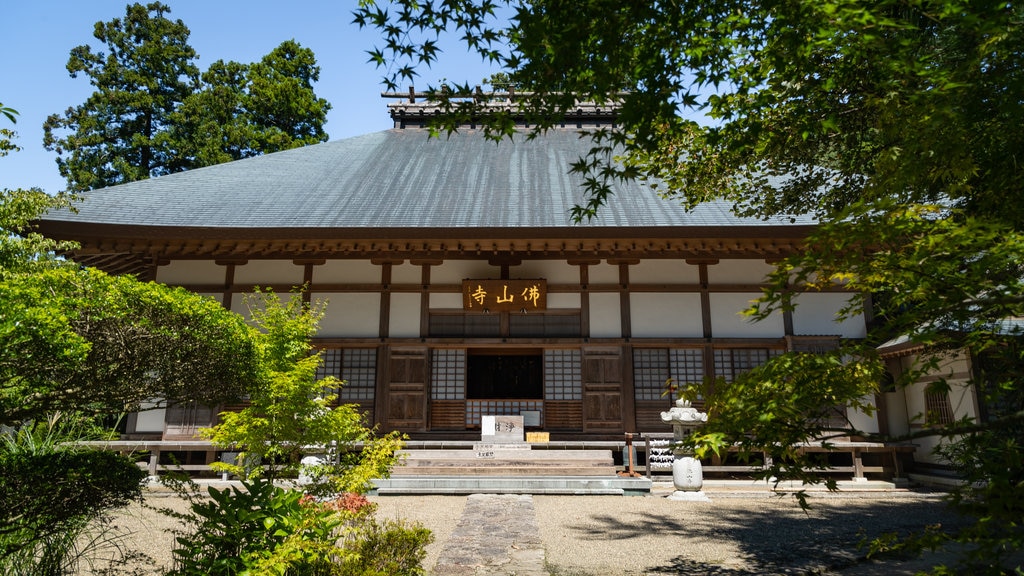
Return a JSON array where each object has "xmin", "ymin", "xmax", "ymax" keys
[{"xmin": 83, "ymin": 484, "xmax": 968, "ymax": 575}]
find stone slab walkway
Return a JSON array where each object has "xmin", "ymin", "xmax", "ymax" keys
[{"xmin": 431, "ymin": 493, "xmax": 547, "ymax": 576}]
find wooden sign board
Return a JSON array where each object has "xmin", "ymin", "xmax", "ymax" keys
[{"xmin": 462, "ymin": 279, "xmax": 547, "ymax": 312}]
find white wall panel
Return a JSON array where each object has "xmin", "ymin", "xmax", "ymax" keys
[
  {"xmin": 315, "ymin": 293, "xmax": 381, "ymax": 337},
  {"xmin": 630, "ymin": 260, "xmax": 699, "ymax": 284},
  {"xmin": 430, "ymin": 293, "xmax": 462, "ymax": 309},
  {"xmin": 510, "ymin": 260, "xmax": 579, "ymax": 284},
  {"xmin": 588, "ymin": 292, "xmax": 622, "ymax": 338},
  {"xmin": 707, "ymin": 259, "xmax": 775, "ymax": 284},
  {"xmin": 392, "ymin": 262, "xmax": 421, "ymax": 284},
  {"xmin": 589, "ymin": 262, "xmax": 620, "ymax": 284},
  {"xmin": 156, "ymin": 260, "xmax": 225, "ymax": 285},
  {"xmin": 631, "ymin": 293, "xmax": 703, "ymax": 337},
  {"xmin": 791, "ymin": 293, "xmax": 867, "ymax": 338},
  {"xmin": 547, "ymin": 293, "xmax": 581, "ymax": 309},
  {"xmin": 315, "ymin": 260, "xmax": 381, "ymax": 284},
  {"xmin": 389, "ymin": 293, "xmax": 422, "ymax": 338},
  {"xmin": 134, "ymin": 401, "xmax": 166, "ymax": 432},
  {"xmin": 709, "ymin": 293, "xmax": 784, "ymax": 337},
  {"xmin": 234, "ymin": 260, "xmax": 304, "ymax": 285},
  {"xmin": 432, "ymin": 260, "xmax": 500, "ymax": 283}
]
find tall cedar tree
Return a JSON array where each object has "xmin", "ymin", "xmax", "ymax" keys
[{"xmin": 44, "ymin": 3, "xmax": 330, "ymax": 192}]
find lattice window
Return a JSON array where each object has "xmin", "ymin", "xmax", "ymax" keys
[
  {"xmin": 318, "ymin": 349, "xmax": 342, "ymax": 382},
  {"xmin": 431, "ymin": 349, "xmax": 466, "ymax": 400},
  {"xmin": 634, "ymin": 348, "xmax": 705, "ymax": 401},
  {"xmin": 509, "ymin": 313, "xmax": 582, "ymax": 337},
  {"xmin": 713, "ymin": 348, "xmax": 782, "ymax": 382},
  {"xmin": 428, "ymin": 313, "xmax": 501, "ymax": 337},
  {"xmin": 925, "ymin": 391, "xmax": 955, "ymax": 426},
  {"xmin": 316, "ymin": 348, "xmax": 377, "ymax": 401},
  {"xmin": 544, "ymin": 349, "xmax": 582, "ymax": 400},
  {"xmin": 669, "ymin": 349, "xmax": 704, "ymax": 386},
  {"xmin": 633, "ymin": 349, "xmax": 671, "ymax": 401}
]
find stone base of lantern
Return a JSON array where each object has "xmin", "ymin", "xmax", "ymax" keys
[{"xmin": 667, "ymin": 490, "xmax": 710, "ymax": 502}]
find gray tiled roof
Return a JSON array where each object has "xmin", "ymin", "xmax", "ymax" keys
[{"xmin": 42, "ymin": 127, "xmax": 814, "ymax": 230}]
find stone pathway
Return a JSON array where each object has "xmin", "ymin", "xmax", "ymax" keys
[{"xmin": 431, "ymin": 494, "xmax": 547, "ymax": 576}]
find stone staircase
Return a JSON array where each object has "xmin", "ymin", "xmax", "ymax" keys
[
  {"xmin": 372, "ymin": 416, "xmax": 651, "ymax": 495},
  {"xmin": 391, "ymin": 445, "xmax": 617, "ymax": 477},
  {"xmin": 373, "ymin": 444, "xmax": 650, "ymax": 495}
]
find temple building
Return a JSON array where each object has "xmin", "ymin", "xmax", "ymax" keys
[{"xmin": 38, "ymin": 96, "xmax": 877, "ymax": 446}]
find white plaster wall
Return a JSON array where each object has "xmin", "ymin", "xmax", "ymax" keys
[
  {"xmin": 156, "ymin": 260, "xmax": 225, "ymax": 285},
  {"xmin": 315, "ymin": 293, "xmax": 382, "ymax": 337},
  {"xmin": 885, "ymin": 351, "xmax": 978, "ymax": 466},
  {"xmin": 389, "ymin": 293, "xmax": 422, "ymax": 338},
  {"xmin": 315, "ymin": 260, "xmax": 382, "ymax": 284},
  {"xmin": 883, "ymin": 389, "xmax": 911, "ymax": 437},
  {"xmin": 511, "ymin": 260, "xmax": 579, "ymax": 284},
  {"xmin": 233, "ymin": 260, "xmax": 305, "ymax": 285},
  {"xmin": 791, "ymin": 293, "xmax": 867, "ymax": 338},
  {"xmin": 315, "ymin": 291, "xmax": 380, "ymax": 336},
  {"xmin": 630, "ymin": 260, "xmax": 699, "ymax": 284},
  {"xmin": 847, "ymin": 396, "xmax": 880, "ymax": 435},
  {"xmin": 430, "ymin": 293, "xmax": 463, "ymax": 309},
  {"xmin": 630, "ymin": 293, "xmax": 703, "ymax": 338},
  {"xmin": 392, "ymin": 262, "xmax": 421, "ymax": 284},
  {"xmin": 547, "ymin": 293, "xmax": 581, "ymax": 309},
  {"xmin": 432, "ymin": 260, "xmax": 500, "ymax": 283},
  {"xmin": 134, "ymin": 401, "xmax": 166, "ymax": 433},
  {"xmin": 709, "ymin": 293, "xmax": 785, "ymax": 338},
  {"xmin": 707, "ymin": 260, "xmax": 775, "ymax": 284},
  {"xmin": 589, "ymin": 292, "xmax": 622, "ymax": 338},
  {"xmin": 589, "ymin": 262, "xmax": 620, "ymax": 284}
]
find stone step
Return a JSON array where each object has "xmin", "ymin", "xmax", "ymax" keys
[
  {"xmin": 398, "ymin": 449, "xmax": 612, "ymax": 461},
  {"xmin": 393, "ymin": 465, "xmax": 616, "ymax": 476},
  {"xmin": 397, "ymin": 457, "xmax": 613, "ymax": 467},
  {"xmin": 372, "ymin": 476, "xmax": 653, "ymax": 496}
]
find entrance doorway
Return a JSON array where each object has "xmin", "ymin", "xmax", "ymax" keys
[{"xmin": 467, "ymin": 350, "xmax": 543, "ymax": 399}]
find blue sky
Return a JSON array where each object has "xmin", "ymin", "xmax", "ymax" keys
[{"xmin": 1, "ymin": 1, "xmax": 501, "ymax": 194}]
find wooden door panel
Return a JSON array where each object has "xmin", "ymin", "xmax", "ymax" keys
[
  {"xmin": 582, "ymin": 350, "xmax": 624, "ymax": 432},
  {"xmin": 387, "ymin": 350, "xmax": 428, "ymax": 432}
]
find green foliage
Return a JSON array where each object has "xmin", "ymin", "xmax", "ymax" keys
[
  {"xmin": 0, "ymin": 187, "xmax": 78, "ymax": 277},
  {"xmin": 355, "ymin": 1, "xmax": 1024, "ymax": 224},
  {"xmin": 167, "ymin": 479, "xmax": 431, "ymax": 576},
  {"xmin": 168, "ymin": 480, "xmax": 349, "ymax": 576},
  {"xmin": 357, "ymin": 2, "xmax": 1024, "ymax": 572},
  {"xmin": 42, "ymin": 2, "xmax": 199, "ymax": 191},
  {"xmin": 1, "ymin": 106, "xmax": 79, "ymax": 275},
  {"xmin": 685, "ymin": 350, "xmax": 881, "ymax": 500},
  {"xmin": 0, "ymin": 267, "xmax": 260, "ymax": 426},
  {"xmin": 170, "ymin": 40, "xmax": 331, "ymax": 168},
  {"xmin": 203, "ymin": 290, "xmax": 403, "ymax": 493},
  {"xmin": 337, "ymin": 517, "xmax": 432, "ymax": 576},
  {"xmin": 0, "ymin": 415, "xmax": 147, "ymax": 573},
  {"xmin": 43, "ymin": 3, "xmax": 330, "ymax": 192}
]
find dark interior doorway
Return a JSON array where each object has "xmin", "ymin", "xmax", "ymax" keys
[{"xmin": 467, "ymin": 352, "xmax": 543, "ymax": 399}]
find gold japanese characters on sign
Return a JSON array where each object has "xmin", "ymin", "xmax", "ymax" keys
[{"xmin": 462, "ymin": 279, "xmax": 547, "ymax": 312}]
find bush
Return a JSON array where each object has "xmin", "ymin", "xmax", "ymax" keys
[
  {"xmin": 0, "ymin": 418, "xmax": 147, "ymax": 574},
  {"xmin": 337, "ymin": 517, "xmax": 432, "ymax": 576},
  {"xmin": 167, "ymin": 479, "xmax": 432, "ymax": 576}
]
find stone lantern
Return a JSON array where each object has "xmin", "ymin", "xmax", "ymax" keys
[{"xmin": 660, "ymin": 397, "xmax": 710, "ymax": 501}]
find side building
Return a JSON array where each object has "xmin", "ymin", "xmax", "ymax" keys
[{"xmin": 37, "ymin": 97, "xmax": 871, "ymax": 444}]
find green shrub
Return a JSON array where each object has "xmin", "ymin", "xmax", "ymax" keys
[
  {"xmin": 0, "ymin": 417, "xmax": 147, "ymax": 574},
  {"xmin": 337, "ymin": 517, "xmax": 433, "ymax": 576},
  {"xmin": 167, "ymin": 479, "xmax": 432, "ymax": 576}
]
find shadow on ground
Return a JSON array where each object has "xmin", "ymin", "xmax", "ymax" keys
[{"xmin": 563, "ymin": 494, "xmax": 969, "ymax": 575}]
